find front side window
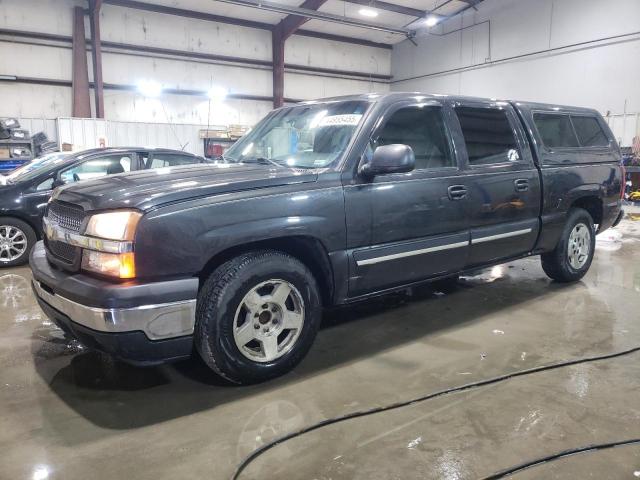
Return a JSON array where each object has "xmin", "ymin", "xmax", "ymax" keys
[
  {"xmin": 60, "ymin": 155, "xmax": 132, "ymax": 184},
  {"xmin": 533, "ymin": 113, "xmax": 580, "ymax": 148},
  {"xmin": 571, "ymin": 116, "xmax": 609, "ymax": 147},
  {"xmin": 374, "ymin": 106, "xmax": 454, "ymax": 170},
  {"xmin": 455, "ymin": 107, "xmax": 520, "ymax": 165},
  {"xmin": 146, "ymin": 154, "xmax": 197, "ymax": 169},
  {"xmin": 226, "ymin": 100, "xmax": 370, "ymax": 169}
]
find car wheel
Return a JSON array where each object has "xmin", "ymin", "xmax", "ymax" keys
[
  {"xmin": 541, "ymin": 208, "xmax": 596, "ymax": 282},
  {"xmin": 195, "ymin": 250, "xmax": 322, "ymax": 384},
  {"xmin": 0, "ymin": 217, "xmax": 36, "ymax": 267}
]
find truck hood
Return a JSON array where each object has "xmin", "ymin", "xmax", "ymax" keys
[{"xmin": 53, "ymin": 163, "xmax": 318, "ymax": 211}]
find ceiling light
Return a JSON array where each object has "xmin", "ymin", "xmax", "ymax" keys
[
  {"xmin": 359, "ymin": 8, "xmax": 378, "ymax": 18},
  {"xmin": 207, "ymin": 85, "xmax": 228, "ymax": 102},
  {"xmin": 137, "ymin": 80, "xmax": 162, "ymax": 97},
  {"xmin": 425, "ymin": 15, "xmax": 438, "ymax": 27}
]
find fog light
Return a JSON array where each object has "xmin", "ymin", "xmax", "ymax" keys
[{"xmin": 82, "ymin": 250, "xmax": 136, "ymax": 279}]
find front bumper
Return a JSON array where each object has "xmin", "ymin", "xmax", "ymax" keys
[{"xmin": 30, "ymin": 241, "xmax": 197, "ymax": 364}]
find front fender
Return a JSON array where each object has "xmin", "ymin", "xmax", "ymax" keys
[{"xmin": 134, "ymin": 185, "xmax": 346, "ymax": 279}]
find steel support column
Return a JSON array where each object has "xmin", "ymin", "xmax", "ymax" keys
[
  {"xmin": 72, "ymin": 6, "xmax": 91, "ymax": 117},
  {"xmin": 272, "ymin": 0, "xmax": 328, "ymax": 108},
  {"xmin": 272, "ymin": 28, "xmax": 285, "ymax": 109},
  {"xmin": 89, "ymin": 0, "xmax": 105, "ymax": 118}
]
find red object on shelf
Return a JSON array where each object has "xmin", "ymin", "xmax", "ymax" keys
[{"xmin": 206, "ymin": 143, "xmax": 224, "ymax": 157}]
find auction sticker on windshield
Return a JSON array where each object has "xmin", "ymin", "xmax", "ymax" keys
[{"xmin": 318, "ymin": 114, "xmax": 362, "ymax": 127}]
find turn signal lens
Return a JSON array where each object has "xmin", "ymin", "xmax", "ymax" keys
[{"xmin": 82, "ymin": 251, "xmax": 136, "ymax": 279}]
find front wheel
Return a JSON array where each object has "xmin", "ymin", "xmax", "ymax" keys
[
  {"xmin": 541, "ymin": 208, "xmax": 595, "ymax": 282},
  {"xmin": 195, "ymin": 250, "xmax": 322, "ymax": 384},
  {"xmin": 0, "ymin": 217, "xmax": 36, "ymax": 267}
]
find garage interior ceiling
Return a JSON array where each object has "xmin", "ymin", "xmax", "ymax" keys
[{"xmin": 105, "ymin": 0, "xmax": 484, "ymax": 45}]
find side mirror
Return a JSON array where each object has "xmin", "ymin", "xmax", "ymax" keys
[{"xmin": 359, "ymin": 144, "xmax": 415, "ymax": 178}]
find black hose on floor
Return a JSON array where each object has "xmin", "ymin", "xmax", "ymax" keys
[
  {"xmin": 232, "ymin": 346, "xmax": 640, "ymax": 480},
  {"xmin": 481, "ymin": 438, "xmax": 640, "ymax": 479}
]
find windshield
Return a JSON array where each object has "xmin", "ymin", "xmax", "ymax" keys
[
  {"xmin": 6, "ymin": 152, "xmax": 69, "ymax": 183},
  {"xmin": 225, "ymin": 100, "xmax": 370, "ymax": 169}
]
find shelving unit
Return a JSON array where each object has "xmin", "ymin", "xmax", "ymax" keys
[{"xmin": 0, "ymin": 138, "xmax": 34, "ymax": 173}]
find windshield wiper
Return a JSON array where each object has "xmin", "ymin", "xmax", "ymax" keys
[{"xmin": 240, "ymin": 157, "xmax": 283, "ymax": 168}]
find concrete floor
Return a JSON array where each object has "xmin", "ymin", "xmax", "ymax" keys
[{"xmin": 1, "ymin": 214, "xmax": 640, "ymax": 480}]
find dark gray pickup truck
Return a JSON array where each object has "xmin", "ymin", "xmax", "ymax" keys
[{"xmin": 30, "ymin": 93, "xmax": 624, "ymax": 383}]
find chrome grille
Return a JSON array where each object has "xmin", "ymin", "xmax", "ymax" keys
[{"xmin": 47, "ymin": 201, "xmax": 85, "ymax": 233}]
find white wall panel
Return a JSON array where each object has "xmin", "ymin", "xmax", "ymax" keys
[
  {"xmin": 391, "ymin": 0, "xmax": 640, "ymax": 145},
  {"xmin": 0, "ymin": 43, "xmax": 71, "ymax": 80},
  {"xmin": 100, "ymin": 5, "xmax": 272, "ymax": 62},
  {"xmin": 286, "ymin": 35, "xmax": 391, "ymax": 74},
  {"xmin": 103, "ymin": 91, "xmax": 271, "ymax": 126},
  {"xmin": 57, "ymin": 118, "xmax": 208, "ymax": 156},
  {"xmin": 0, "ymin": 84, "xmax": 71, "ymax": 118},
  {"xmin": 99, "ymin": 52, "xmax": 272, "ymax": 96},
  {"xmin": 0, "ymin": 0, "xmax": 80, "ymax": 36},
  {"xmin": 284, "ymin": 72, "xmax": 389, "ymax": 100}
]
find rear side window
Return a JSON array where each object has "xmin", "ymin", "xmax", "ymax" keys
[
  {"xmin": 146, "ymin": 154, "xmax": 197, "ymax": 169},
  {"xmin": 375, "ymin": 106, "xmax": 454, "ymax": 170},
  {"xmin": 533, "ymin": 113, "xmax": 579, "ymax": 148},
  {"xmin": 455, "ymin": 107, "xmax": 520, "ymax": 165},
  {"xmin": 571, "ymin": 116, "xmax": 609, "ymax": 147}
]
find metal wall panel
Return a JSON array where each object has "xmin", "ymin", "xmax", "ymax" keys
[
  {"xmin": 56, "ymin": 118, "xmax": 209, "ymax": 155},
  {"xmin": 17, "ymin": 118, "xmax": 58, "ymax": 143}
]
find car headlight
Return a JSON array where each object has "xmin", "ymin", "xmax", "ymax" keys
[
  {"xmin": 85, "ymin": 210, "xmax": 142, "ymax": 241},
  {"xmin": 82, "ymin": 210, "xmax": 142, "ymax": 279}
]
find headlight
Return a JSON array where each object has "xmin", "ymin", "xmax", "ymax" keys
[
  {"xmin": 82, "ymin": 210, "xmax": 142, "ymax": 279},
  {"xmin": 85, "ymin": 210, "xmax": 142, "ymax": 241},
  {"xmin": 82, "ymin": 251, "xmax": 136, "ymax": 279}
]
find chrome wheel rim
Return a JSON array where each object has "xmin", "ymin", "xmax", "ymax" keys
[
  {"xmin": 0, "ymin": 225, "xmax": 27, "ymax": 263},
  {"xmin": 567, "ymin": 223, "xmax": 591, "ymax": 270},
  {"xmin": 233, "ymin": 279, "xmax": 305, "ymax": 363}
]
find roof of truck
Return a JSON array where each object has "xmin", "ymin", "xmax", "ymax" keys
[{"xmin": 300, "ymin": 92, "xmax": 600, "ymax": 115}]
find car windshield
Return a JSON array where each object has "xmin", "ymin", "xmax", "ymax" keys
[
  {"xmin": 225, "ymin": 100, "xmax": 370, "ymax": 169},
  {"xmin": 6, "ymin": 152, "xmax": 70, "ymax": 183}
]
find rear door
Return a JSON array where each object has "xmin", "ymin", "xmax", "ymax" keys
[
  {"xmin": 344, "ymin": 99, "xmax": 470, "ymax": 296},
  {"xmin": 450, "ymin": 100, "xmax": 541, "ymax": 266}
]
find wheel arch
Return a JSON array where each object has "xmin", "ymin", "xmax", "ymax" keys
[
  {"xmin": 0, "ymin": 213, "xmax": 40, "ymax": 239},
  {"xmin": 198, "ymin": 235, "xmax": 335, "ymax": 306},
  {"xmin": 569, "ymin": 194, "xmax": 603, "ymax": 228}
]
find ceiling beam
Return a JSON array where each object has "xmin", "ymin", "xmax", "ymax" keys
[
  {"xmin": 102, "ymin": 0, "xmax": 393, "ymax": 49},
  {"xmin": 278, "ymin": 0, "xmax": 328, "ymax": 40},
  {"xmin": 212, "ymin": 0, "xmax": 414, "ymax": 36}
]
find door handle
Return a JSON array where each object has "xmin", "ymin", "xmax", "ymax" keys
[
  {"xmin": 447, "ymin": 185, "xmax": 467, "ymax": 200},
  {"xmin": 514, "ymin": 179, "xmax": 529, "ymax": 192}
]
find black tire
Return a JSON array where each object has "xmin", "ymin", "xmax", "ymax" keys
[
  {"xmin": 0, "ymin": 217, "xmax": 36, "ymax": 268},
  {"xmin": 195, "ymin": 250, "xmax": 322, "ymax": 384},
  {"xmin": 541, "ymin": 208, "xmax": 596, "ymax": 282}
]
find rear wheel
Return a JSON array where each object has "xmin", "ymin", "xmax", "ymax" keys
[
  {"xmin": 195, "ymin": 250, "xmax": 322, "ymax": 384},
  {"xmin": 0, "ymin": 217, "xmax": 36, "ymax": 267},
  {"xmin": 541, "ymin": 208, "xmax": 595, "ymax": 282}
]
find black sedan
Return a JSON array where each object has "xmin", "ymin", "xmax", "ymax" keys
[{"xmin": 0, "ymin": 147, "xmax": 208, "ymax": 267}]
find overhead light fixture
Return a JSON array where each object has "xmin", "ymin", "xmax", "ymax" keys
[
  {"xmin": 207, "ymin": 85, "xmax": 228, "ymax": 102},
  {"xmin": 359, "ymin": 8, "xmax": 378, "ymax": 18},
  {"xmin": 137, "ymin": 80, "xmax": 162, "ymax": 97},
  {"xmin": 425, "ymin": 15, "xmax": 439, "ymax": 27}
]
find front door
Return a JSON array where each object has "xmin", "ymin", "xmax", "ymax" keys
[
  {"xmin": 344, "ymin": 100, "xmax": 470, "ymax": 296},
  {"xmin": 449, "ymin": 100, "xmax": 541, "ymax": 266}
]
